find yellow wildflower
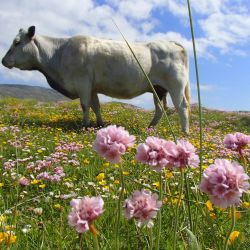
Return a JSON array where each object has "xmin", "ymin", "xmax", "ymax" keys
[
  {"xmin": 0, "ymin": 215, "xmax": 6, "ymax": 224},
  {"xmin": 153, "ymin": 182, "xmax": 160, "ymax": 189},
  {"xmin": 122, "ymin": 171, "xmax": 130, "ymax": 176},
  {"xmin": 103, "ymin": 185, "xmax": 110, "ymax": 191},
  {"xmin": 207, "ymin": 159, "xmax": 213, "ymax": 164},
  {"xmin": 202, "ymin": 165, "xmax": 208, "ymax": 169},
  {"xmin": 98, "ymin": 180, "xmax": 106, "ymax": 186},
  {"xmin": 229, "ymin": 210, "xmax": 241, "ymax": 219},
  {"xmin": 209, "ymin": 213, "xmax": 216, "ymax": 220},
  {"xmin": 54, "ymin": 204, "xmax": 62, "ymax": 209},
  {"xmin": 162, "ymin": 197, "xmax": 168, "ymax": 204},
  {"xmin": 39, "ymin": 184, "xmax": 46, "ymax": 189},
  {"xmin": 103, "ymin": 162, "xmax": 110, "ymax": 168},
  {"xmin": 242, "ymin": 201, "xmax": 250, "ymax": 208},
  {"xmin": 37, "ymin": 149, "xmax": 43, "ymax": 153},
  {"xmin": 0, "ymin": 232, "xmax": 7, "ymax": 244},
  {"xmin": 4, "ymin": 225, "xmax": 15, "ymax": 230},
  {"xmin": 83, "ymin": 159, "xmax": 90, "ymax": 165},
  {"xmin": 205, "ymin": 200, "xmax": 214, "ymax": 211},
  {"xmin": 165, "ymin": 172, "xmax": 173, "ymax": 179},
  {"xmin": 31, "ymin": 179, "xmax": 40, "ymax": 185},
  {"xmin": 96, "ymin": 173, "xmax": 105, "ymax": 181},
  {"xmin": 114, "ymin": 180, "xmax": 120, "ymax": 184},
  {"xmin": 0, "ymin": 183, "xmax": 4, "ymax": 188},
  {"xmin": 130, "ymin": 160, "xmax": 136, "ymax": 166},
  {"xmin": 228, "ymin": 231, "xmax": 240, "ymax": 245},
  {"xmin": 0, "ymin": 232, "xmax": 16, "ymax": 245}
]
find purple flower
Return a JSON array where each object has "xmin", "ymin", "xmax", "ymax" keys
[
  {"xmin": 200, "ymin": 159, "xmax": 249, "ymax": 208},
  {"xmin": 165, "ymin": 139, "xmax": 199, "ymax": 168},
  {"xmin": 136, "ymin": 138, "xmax": 199, "ymax": 171},
  {"xmin": 224, "ymin": 132, "xmax": 250, "ymax": 151},
  {"xmin": 19, "ymin": 177, "xmax": 30, "ymax": 186},
  {"xmin": 124, "ymin": 189, "xmax": 162, "ymax": 228},
  {"xmin": 68, "ymin": 196, "xmax": 104, "ymax": 233},
  {"xmin": 135, "ymin": 137, "xmax": 170, "ymax": 172},
  {"xmin": 93, "ymin": 125, "xmax": 135, "ymax": 163}
]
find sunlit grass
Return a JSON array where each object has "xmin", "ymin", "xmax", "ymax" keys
[{"xmin": 0, "ymin": 97, "xmax": 249, "ymax": 249}]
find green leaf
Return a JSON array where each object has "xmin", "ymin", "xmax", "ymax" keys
[{"xmin": 185, "ymin": 229, "xmax": 202, "ymax": 250}]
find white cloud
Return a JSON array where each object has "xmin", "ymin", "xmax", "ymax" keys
[{"xmin": 191, "ymin": 83, "xmax": 219, "ymax": 92}]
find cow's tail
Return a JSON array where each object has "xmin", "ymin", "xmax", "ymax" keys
[{"xmin": 184, "ymin": 51, "xmax": 191, "ymax": 115}]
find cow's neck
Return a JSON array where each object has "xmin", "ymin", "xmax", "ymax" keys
[
  {"xmin": 34, "ymin": 35, "xmax": 66, "ymax": 71},
  {"xmin": 34, "ymin": 36, "xmax": 75, "ymax": 99}
]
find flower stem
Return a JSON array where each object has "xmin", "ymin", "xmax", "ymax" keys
[
  {"xmin": 149, "ymin": 227, "xmax": 154, "ymax": 250},
  {"xmin": 223, "ymin": 206, "xmax": 236, "ymax": 250},
  {"xmin": 184, "ymin": 172, "xmax": 193, "ymax": 231},
  {"xmin": 156, "ymin": 172, "xmax": 163, "ymax": 249},
  {"xmin": 115, "ymin": 166, "xmax": 124, "ymax": 249},
  {"xmin": 93, "ymin": 235, "xmax": 100, "ymax": 250},
  {"xmin": 79, "ymin": 233, "xmax": 84, "ymax": 250},
  {"xmin": 173, "ymin": 169, "xmax": 184, "ymax": 249}
]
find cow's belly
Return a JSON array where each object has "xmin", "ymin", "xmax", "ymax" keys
[{"xmin": 95, "ymin": 80, "xmax": 149, "ymax": 99}]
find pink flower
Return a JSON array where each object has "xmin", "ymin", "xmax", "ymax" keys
[
  {"xmin": 224, "ymin": 132, "xmax": 250, "ymax": 151},
  {"xmin": 68, "ymin": 196, "xmax": 104, "ymax": 233},
  {"xmin": 19, "ymin": 177, "xmax": 30, "ymax": 186},
  {"xmin": 200, "ymin": 159, "xmax": 249, "ymax": 208},
  {"xmin": 135, "ymin": 137, "xmax": 170, "ymax": 172},
  {"xmin": 165, "ymin": 139, "xmax": 199, "ymax": 168},
  {"xmin": 136, "ymin": 137, "xmax": 199, "ymax": 171},
  {"xmin": 124, "ymin": 189, "xmax": 162, "ymax": 228},
  {"xmin": 93, "ymin": 125, "xmax": 135, "ymax": 163}
]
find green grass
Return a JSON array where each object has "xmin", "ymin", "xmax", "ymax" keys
[{"xmin": 0, "ymin": 98, "xmax": 249, "ymax": 249}]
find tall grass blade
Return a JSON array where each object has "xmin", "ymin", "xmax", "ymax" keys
[
  {"xmin": 186, "ymin": 0, "xmax": 203, "ymax": 181},
  {"xmin": 185, "ymin": 228, "xmax": 202, "ymax": 250}
]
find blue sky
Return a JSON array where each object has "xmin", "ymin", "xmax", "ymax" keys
[{"xmin": 0, "ymin": 0, "xmax": 250, "ymax": 111}]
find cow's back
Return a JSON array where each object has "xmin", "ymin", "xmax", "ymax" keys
[{"xmin": 84, "ymin": 37, "xmax": 153, "ymax": 98}]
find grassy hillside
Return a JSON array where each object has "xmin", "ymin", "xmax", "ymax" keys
[
  {"xmin": 0, "ymin": 97, "xmax": 249, "ymax": 249},
  {"xmin": 0, "ymin": 84, "xmax": 69, "ymax": 102}
]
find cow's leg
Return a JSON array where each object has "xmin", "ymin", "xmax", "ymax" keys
[
  {"xmin": 78, "ymin": 77, "xmax": 92, "ymax": 128},
  {"xmin": 80, "ymin": 100, "xmax": 90, "ymax": 128},
  {"xmin": 149, "ymin": 94, "xmax": 163, "ymax": 127},
  {"xmin": 169, "ymin": 86, "xmax": 189, "ymax": 134},
  {"xmin": 91, "ymin": 92, "xmax": 104, "ymax": 127},
  {"xmin": 162, "ymin": 91, "xmax": 168, "ymax": 110}
]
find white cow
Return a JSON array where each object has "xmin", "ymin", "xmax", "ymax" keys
[{"xmin": 2, "ymin": 26, "xmax": 190, "ymax": 133}]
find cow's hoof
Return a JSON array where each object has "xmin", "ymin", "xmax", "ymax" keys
[{"xmin": 97, "ymin": 121, "xmax": 105, "ymax": 128}]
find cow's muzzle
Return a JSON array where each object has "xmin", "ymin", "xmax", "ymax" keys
[{"xmin": 2, "ymin": 57, "xmax": 13, "ymax": 69}]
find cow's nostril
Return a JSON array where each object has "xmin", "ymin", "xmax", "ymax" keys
[{"xmin": 2, "ymin": 58, "xmax": 6, "ymax": 66}]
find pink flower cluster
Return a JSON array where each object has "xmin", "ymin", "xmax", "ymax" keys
[
  {"xmin": 200, "ymin": 159, "xmax": 249, "ymax": 208},
  {"xmin": 19, "ymin": 177, "xmax": 30, "ymax": 186},
  {"xmin": 68, "ymin": 196, "xmax": 104, "ymax": 233},
  {"xmin": 135, "ymin": 137, "xmax": 199, "ymax": 171},
  {"xmin": 136, "ymin": 137, "xmax": 169, "ymax": 172},
  {"xmin": 166, "ymin": 139, "xmax": 199, "ymax": 168},
  {"xmin": 224, "ymin": 132, "xmax": 250, "ymax": 151},
  {"xmin": 124, "ymin": 189, "xmax": 162, "ymax": 228},
  {"xmin": 55, "ymin": 142, "xmax": 84, "ymax": 152},
  {"xmin": 93, "ymin": 125, "xmax": 135, "ymax": 163},
  {"xmin": 37, "ymin": 166, "xmax": 65, "ymax": 182}
]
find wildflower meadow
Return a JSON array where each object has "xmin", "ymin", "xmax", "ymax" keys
[
  {"xmin": 0, "ymin": 98, "xmax": 249, "ymax": 249},
  {"xmin": 1, "ymin": 2, "xmax": 250, "ymax": 249}
]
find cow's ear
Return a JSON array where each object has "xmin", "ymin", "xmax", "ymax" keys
[{"xmin": 27, "ymin": 26, "xmax": 36, "ymax": 39}]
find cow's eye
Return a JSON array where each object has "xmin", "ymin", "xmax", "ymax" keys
[{"xmin": 14, "ymin": 40, "xmax": 21, "ymax": 46}]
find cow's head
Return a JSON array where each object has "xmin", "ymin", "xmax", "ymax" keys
[{"xmin": 2, "ymin": 26, "xmax": 38, "ymax": 70}]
